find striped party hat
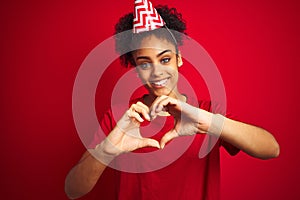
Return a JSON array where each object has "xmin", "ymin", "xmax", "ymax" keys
[{"xmin": 133, "ymin": 0, "xmax": 165, "ymax": 33}]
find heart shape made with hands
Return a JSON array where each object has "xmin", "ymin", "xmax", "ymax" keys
[{"xmin": 115, "ymin": 95, "xmax": 207, "ymax": 152}]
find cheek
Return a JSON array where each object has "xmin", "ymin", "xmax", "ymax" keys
[
  {"xmin": 137, "ymin": 71, "xmax": 150, "ymax": 82},
  {"xmin": 168, "ymin": 67, "xmax": 179, "ymax": 78}
]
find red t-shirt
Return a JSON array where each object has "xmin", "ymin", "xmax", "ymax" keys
[{"xmin": 84, "ymin": 96, "xmax": 239, "ymax": 200}]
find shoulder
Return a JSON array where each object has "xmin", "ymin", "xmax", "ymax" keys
[
  {"xmin": 187, "ymin": 96, "xmax": 212, "ymax": 112},
  {"xmin": 190, "ymin": 97, "xmax": 226, "ymax": 116},
  {"xmin": 129, "ymin": 95, "xmax": 145, "ymax": 105},
  {"xmin": 198, "ymin": 100, "xmax": 212, "ymax": 111}
]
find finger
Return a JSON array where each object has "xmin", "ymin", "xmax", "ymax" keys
[
  {"xmin": 136, "ymin": 101, "xmax": 150, "ymax": 112},
  {"xmin": 130, "ymin": 103, "xmax": 151, "ymax": 121},
  {"xmin": 150, "ymin": 95, "xmax": 169, "ymax": 118},
  {"xmin": 151, "ymin": 97, "xmax": 180, "ymax": 118},
  {"xmin": 160, "ymin": 129, "xmax": 179, "ymax": 149},
  {"xmin": 128, "ymin": 111, "xmax": 144, "ymax": 123},
  {"xmin": 136, "ymin": 101, "xmax": 151, "ymax": 121},
  {"xmin": 156, "ymin": 97, "xmax": 179, "ymax": 113},
  {"xmin": 138, "ymin": 138, "xmax": 160, "ymax": 149}
]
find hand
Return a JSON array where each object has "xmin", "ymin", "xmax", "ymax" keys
[
  {"xmin": 97, "ymin": 102, "xmax": 160, "ymax": 158},
  {"xmin": 149, "ymin": 95, "xmax": 212, "ymax": 148}
]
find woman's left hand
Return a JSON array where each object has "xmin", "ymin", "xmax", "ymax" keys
[{"xmin": 149, "ymin": 95, "xmax": 212, "ymax": 148}]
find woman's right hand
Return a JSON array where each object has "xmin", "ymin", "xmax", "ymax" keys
[{"xmin": 95, "ymin": 102, "xmax": 160, "ymax": 160}]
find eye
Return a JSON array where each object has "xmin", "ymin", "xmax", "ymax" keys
[
  {"xmin": 161, "ymin": 57, "xmax": 171, "ymax": 64},
  {"xmin": 138, "ymin": 62, "xmax": 152, "ymax": 70}
]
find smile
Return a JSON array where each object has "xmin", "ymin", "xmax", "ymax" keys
[{"xmin": 150, "ymin": 78, "xmax": 169, "ymax": 88}]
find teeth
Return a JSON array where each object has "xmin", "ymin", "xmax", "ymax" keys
[{"xmin": 152, "ymin": 79, "xmax": 168, "ymax": 86}]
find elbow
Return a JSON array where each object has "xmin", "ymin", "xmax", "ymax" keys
[
  {"xmin": 259, "ymin": 130, "xmax": 280, "ymax": 160},
  {"xmin": 267, "ymin": 137, "xmax": 280, "ymax": 159},
  {"xmin": 65, "ymin": 184, "xmax": 79, "ymax": 200},
  {"xmin": 65, "ymin": 194, "xmax": 76, "ymax": 200},
  {"xmin": 259, "ymin": 140, "xmax": 280, "ymax": 160},
  {"xmin": 271, "ymin": 141, "xmax": 280, "ymax": 158},
  {"xmin": 65, "ymin": 176, "xmax": 87, "ymax": 200},
  {"xmin": 65, "ymin": 186, "xmax": 86, "ymax": 200}
]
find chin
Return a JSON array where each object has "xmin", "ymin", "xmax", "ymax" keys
[
  {"xmin": 145, "ymin": 84, "xmax": 174, "ymax": 97},
  {"xmin": 153, "ymin": 89, "xmax": 172, "ymax": 97}
]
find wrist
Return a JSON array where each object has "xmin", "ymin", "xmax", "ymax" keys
[
  {"xmin": 195, "ymin": 109, "xmax": 212, "ymax": 133},
  {"xmin": 92, "ymin": 141, "xmax": 118, "ymax": 165},
  {"xmin": 207, "ymin": 113, "xmax": 225, "ymax": 136}
]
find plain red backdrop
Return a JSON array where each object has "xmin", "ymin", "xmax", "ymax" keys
[{"xmin": 1, "ymin": 0, "xmax": 299, "ymax": 199}]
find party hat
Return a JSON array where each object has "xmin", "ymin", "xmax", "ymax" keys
[{"xmin": 133, "ymin": 0, "xmax": 165, "ymax": 33}]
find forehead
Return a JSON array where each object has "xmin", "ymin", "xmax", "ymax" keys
[{"xmin": 133, "ymin": 35, "xmax": 176, "ymax": 55}]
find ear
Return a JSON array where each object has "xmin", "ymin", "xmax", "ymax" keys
[{"xmin": 177, "ymin": 53, "xmax": 183, "ymax": 67}]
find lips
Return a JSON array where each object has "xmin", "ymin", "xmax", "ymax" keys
[{"xmin": 150, "ymin": 78, "xmax": 169, "ymax": 88}]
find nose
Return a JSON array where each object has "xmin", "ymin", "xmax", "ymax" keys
[{"xmin": 151, "ymin": 64, "xmax": 164, "ymax": 77}]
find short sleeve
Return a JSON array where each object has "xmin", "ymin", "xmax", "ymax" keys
[
  {"xmin": 197, "ymin": 99, "xmax": 240, "ymax": 156},
  {"xmin": 220, "ymin": 140, "xmax": 240, "ymax": 156},
  {"xmin": 221, "ymin": 110, "xmax": 241, "ymax": 156}
]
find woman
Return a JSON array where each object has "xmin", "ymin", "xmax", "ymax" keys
[{"xmin": 65, "ymin": 2, "xmax": 279, "ymax": 199}]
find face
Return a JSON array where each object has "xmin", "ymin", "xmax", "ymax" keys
[{"xmin": 133, "ymin": 35, "xmax": 183, "ymax": 99}]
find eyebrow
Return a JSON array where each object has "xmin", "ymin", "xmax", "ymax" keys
[{"xmin": 136, "ymin": 49, "xmax": 172, "ymax": 61}]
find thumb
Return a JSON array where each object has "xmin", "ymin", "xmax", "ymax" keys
[
  {"xmin": 160, "ymin": 129, "xmax": 179, "ymax": 149},
  {"xmin": 138, "ymin": 138, "xmax": 160, "ymax": 149}
]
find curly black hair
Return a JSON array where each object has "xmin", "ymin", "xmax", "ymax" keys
[{"xmin": 114, "ymin": 5, "xmax": 187, "ymax": 67}]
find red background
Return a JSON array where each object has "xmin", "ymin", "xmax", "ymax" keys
[{"xmin": 1, "ymin": 0, "xmax": 299, "ymax": 199}]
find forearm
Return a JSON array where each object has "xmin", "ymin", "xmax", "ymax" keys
[
  {"xmin": 219, "ymin": 116, "xmax": 280, "ymax": 159},
  {"xmin": 65, "ymin": 151, "xmax": 107, "ymax": 199}
]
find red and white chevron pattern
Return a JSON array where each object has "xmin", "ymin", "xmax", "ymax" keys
[{"xmin": 133, "ymin": 0, "xmax": 165, "ymax": 33}]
